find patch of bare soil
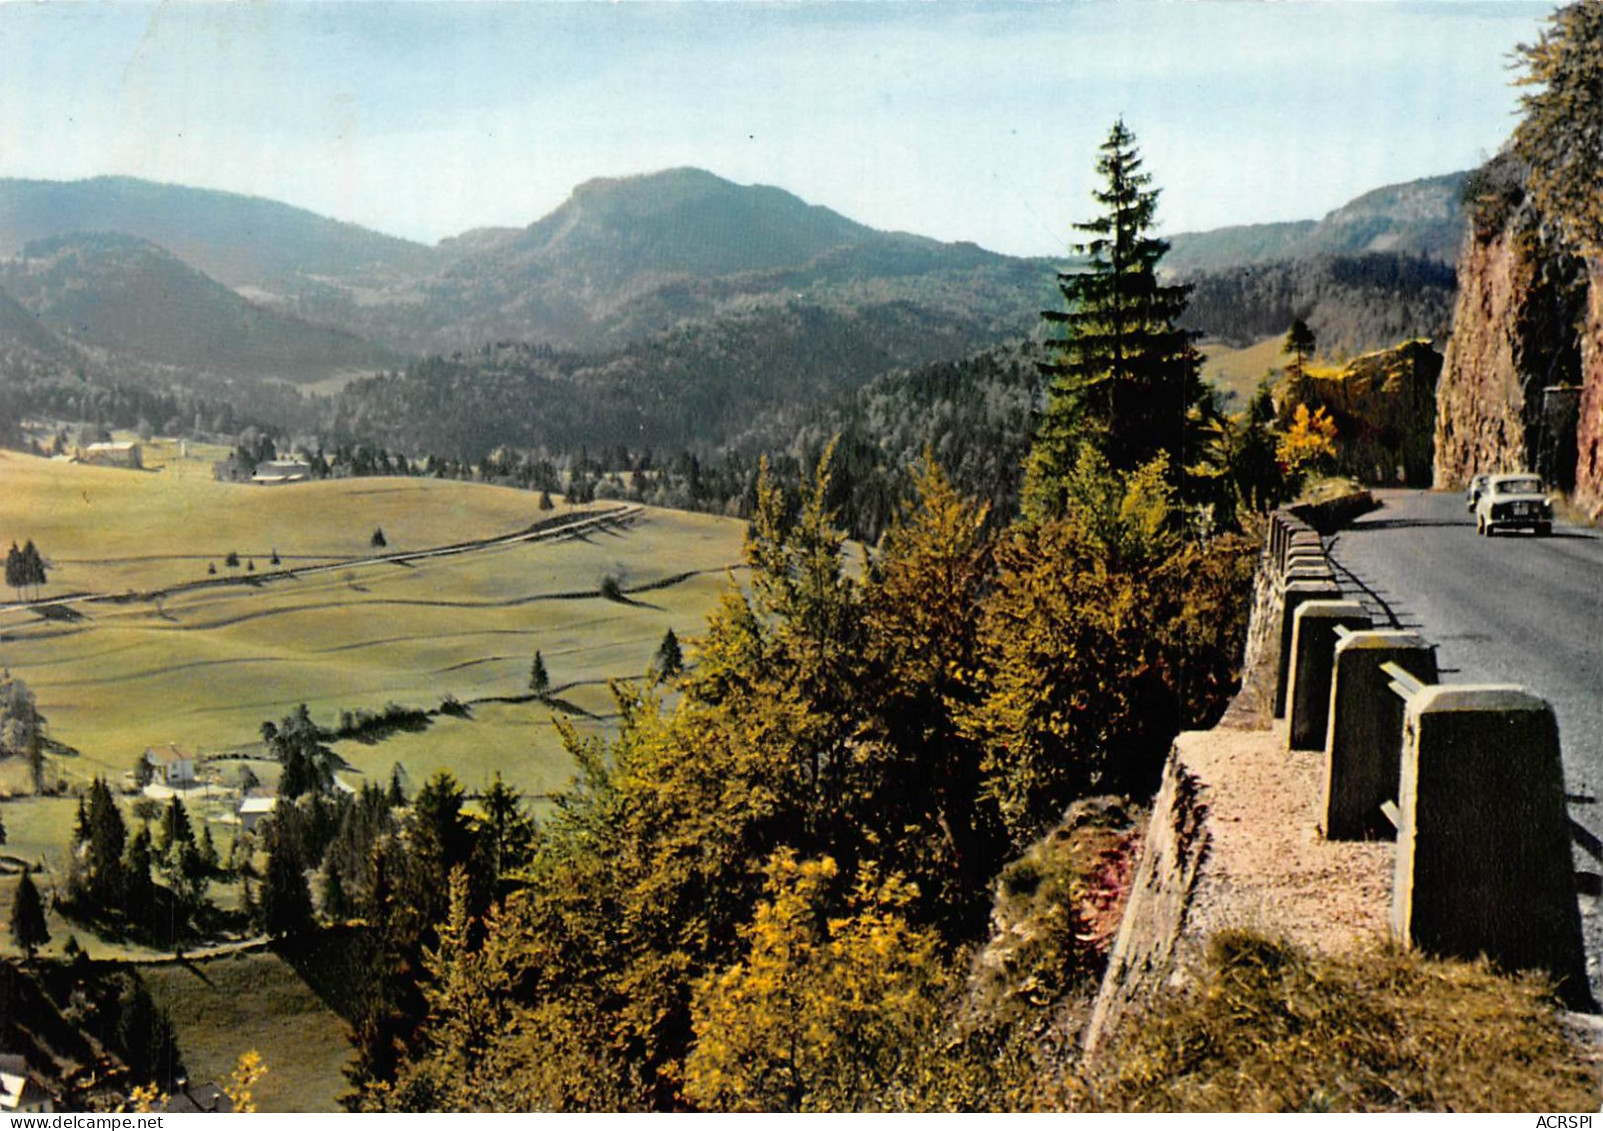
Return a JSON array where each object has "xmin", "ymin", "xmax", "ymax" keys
[{"xmin": 1178, "ymin": 721, "xmax": 1394, "ymax": 956}]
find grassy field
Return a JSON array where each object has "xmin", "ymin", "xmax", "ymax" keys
[
  {"xmin": 0, "ymin": 440, "xmax": 748, "ymax": 940},
  {"xmin": 140, "ymin": 945, "xmax": 357, "ymax": 1112},
  {"xmin": 0, "ymin": 438, "xmax": 750, "ymax": 1108},
  {"xmin": 0, "ymin": 444, "xmax": 746, "ymax": 780},
  {"xmin": 1199, "ymin": 336, "xmax": 1288, "ymax": 410}
]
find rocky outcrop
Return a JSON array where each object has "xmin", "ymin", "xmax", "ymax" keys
[
  {"xmin": 1432, "ymin": 194, "xmax": 1588, "ymax": 492},
  {"xmin": 1282, "ymin": 340, "xmax": 1441, "ymax": 485}
]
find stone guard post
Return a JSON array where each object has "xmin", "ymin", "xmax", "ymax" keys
[
  {"xmin": 1391, "ymin": 684, "xmax": 1591, "ymax": 1008},
  {"xmin": 1322, "ymin": 630, "xmax": 1437, "ymax": 839},
  {"xmin": 1273, "ymin": 580, "xmax": 1343, "ymax": 719},
  {"xmin": 1285, "ymin": 600, "xmax": 1371, "ymax": 751}
]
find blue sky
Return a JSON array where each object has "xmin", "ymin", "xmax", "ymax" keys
[{"xmin": 0, "ymin": 1, "xmax": 1558, "ymax": 256}]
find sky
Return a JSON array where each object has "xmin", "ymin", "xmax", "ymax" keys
[{"xmin": 0, "ymin": 1, "xmax": 1560, "ymax": 258}]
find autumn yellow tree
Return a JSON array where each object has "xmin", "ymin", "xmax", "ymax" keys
[
  {"xmin": 684, "ymin": 850, "xmax": 946, "ymax": 1112},
  {"xmin": 1276, "ymin": 403, "xmax": 1338, "ymax": 480}
]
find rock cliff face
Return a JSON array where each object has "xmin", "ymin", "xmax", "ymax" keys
[
  {"xmin": 1432, "ymin": 198, "xmax": 1590, "ymax": 494},
  {"xmin": 1433, "ymin": 229, "xmax": 1542, "ymax": 484},
  {"xmin": 1282, "ymin": 340, "xmax": 1442, "ymax": 486},
  {"xmin": 1574, "ymin": 263, "xmax": 1603, "ymax": 517}
]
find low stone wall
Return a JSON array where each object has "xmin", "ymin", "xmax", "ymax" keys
[{"xmin": 1083, "ymin": 492, "xmax": 1592, "ymax": 1051}]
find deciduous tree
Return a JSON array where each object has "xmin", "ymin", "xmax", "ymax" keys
[{"xmin": 684, "ymin": 851, "xmax": 946, "ymax": 1112}]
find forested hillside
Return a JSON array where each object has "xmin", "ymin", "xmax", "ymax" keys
[
  {"xmin": 0, "ymin": 175, "xmax": 433, "ymax": 294},
  {"xmin": 1166, "ymin": 171, "xmax": 1467, "ymax": 275},
  {"xmin": 324, "ymin": 297, "xmax": 1039, "ymax": 462},
  {"xmin": 0, "ymin": 234, "xmax": 397, "ymax": 382},
  {"xmin": 1182, "ymin": 252, "xmax": 1458, "ymax": 356}
]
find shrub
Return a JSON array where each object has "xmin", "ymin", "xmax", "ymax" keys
[{"xmin": 1067, "ymin": 930, "xmax": 1600, "ymax": 1112}]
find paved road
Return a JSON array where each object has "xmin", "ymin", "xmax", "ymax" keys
[{"xmin": 1325, "ymin": 488, "xmax": 1603, "ymax": 993}]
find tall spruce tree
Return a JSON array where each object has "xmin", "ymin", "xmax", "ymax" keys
[
  {"xmin": 3, "ymin": 543, "xmax": 20, "ymax": 600},
  {"xmin": 9, "ymin": 870, "xmax": 49, "ymax": 959},
  {"xmin": 20, "ymin": 542, "xmax": 44, "ymax": 600},
  {"xmin": 1025, "ymin": 119, "xmax": 1207, "ymax": 519},
  {"xmin": 1284, "ymin": 318, "xmax": 1317, "ymax": 381}
]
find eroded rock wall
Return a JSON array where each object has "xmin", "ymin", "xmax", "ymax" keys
[
  {"xmin": 1574, "ymin": 261, "xmax": 1603, "ymax": 518},
  {"xmin": 1433, "ymin": 196, "xmax": 1590, "ymax": 492},
  {"xmin": 1433, "ymin": 228, "xmax": 1540, "ymax": 486}
]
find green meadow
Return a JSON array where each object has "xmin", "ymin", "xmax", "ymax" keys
[
  {"xmin": 0, "ymin": 444, "xmax": 747, "ymax": 790},
  {"xmin": 0, "ymin": 440, "xmax": 749, "ymax": 1104},
  {"xmin": 140, "ymin": 944, "xmax": 360, "ymax": 1113},
  {"xmin": 1199, "ymin": 335, "xmax": 1289, "ymax": 409}
]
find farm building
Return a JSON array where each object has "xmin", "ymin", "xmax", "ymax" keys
[
  {"xmin": 143, "ymin": 743, "xmax": 197, "ymax": 787},
  {"xmin": 250, "ymin": 459, "xmax": 312, "ymax": 485},
  {"xmin": 0, "ymin": 1054, "xmax": 55, "ymax": 1114},
  {"xmin": 236, "ymin": 794, "xmax": 277, "ymax": 832},
  {"xmin": 80, "ymin": 441, "xmax": 142, "ymax": 469},
  {"xmin": 158, "ymin": 1082, "xmax": 234, "ymax": 1114}
]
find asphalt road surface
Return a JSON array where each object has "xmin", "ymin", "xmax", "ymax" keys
[{"xmin": 1325, "ymin": 488, "xmax": 1603, "ymax": 996}]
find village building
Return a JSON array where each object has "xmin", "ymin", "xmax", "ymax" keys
[
  {"xmin": 157, "ymin": 1081, "xmax": 234, "ymax": 1114},
  {"xmin": 250, "ymin": 459, "xmax": 312, "ymax": 485},
  {"xmin": 143, "ymin": 743, "xmax": 197, "ymax": 788},
  {"xmin": 236, "ymin": 794, "xmax": 277, "ymax": 833},
  {"xmin": 0, "ymin": 1055, "xmax": 56, "ymax": 1114},
  {"xmin": 79, "ymin": 441, "xmax": 142, "ymax": 470}
]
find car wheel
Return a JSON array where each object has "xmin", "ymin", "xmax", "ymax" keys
[{"xmin": 1537, "ymin": 522, "xmax": 1552, "ymax": 537}]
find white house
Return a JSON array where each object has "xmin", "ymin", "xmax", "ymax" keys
[
  {"xmin": 250, "ymin": 459, "xmax": 312, "ymax": 485},
  {"xmin": 0, "ymin": 1055, "xmax": 55, "ymax": 1114},
  {"xmin": 236, "ymin": 794, "xmax": 277, "ymax": 833},
  {"xmin": 143, "ymin": 744, "xmax": 197, "ymax": 787}
]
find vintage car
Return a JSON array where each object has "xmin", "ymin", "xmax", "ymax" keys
[
  {"xmin": 1464, "ymin": 473, "xmax": 1490, "ymax": 512},
  {"xmin": 1474, "ymin": 473, "xmax": 1554, "ymax": 536}
]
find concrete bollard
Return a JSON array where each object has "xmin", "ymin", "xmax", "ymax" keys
[
  {"xmin": 1391, "ymin": 685, "xmax": 1591, "ymax": 1008},
  {"xmin": 1284, "ymin": 530, "xmax": 1322, "ymax": 573},
  {"xmin": 1273, "ymin": 580, "xmax": 1343, "ymax": 718},
  {"xmin": 1284, "ymin": 561, "xmax": 1336, "ymax": 585},
  {"xmin": 1322, "ymin": 630, "xmax": 1436, "ymax": 839},
  {"xmin": 1270, "ymin": 512, "xmax": 1290, "ymax": 564},
  {"xmin": 1286, "ymin": 601, "xmax": 1372, "ymax": 750}
]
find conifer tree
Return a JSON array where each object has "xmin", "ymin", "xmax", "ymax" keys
[
  {"xmin": 3, "ymin": 543, "xmax": 20, "ymax": 600},
  {"xmin": 1513, "ymin": 2, "xmax": 1603, "ymax": 252},
  {"xmin": 529, "ymin": 651, "xmax": 550, "ymax": 698},
  {"xmin": 323, "ymin": 857, "xmax": 351, "ymax": 922},
  {"xmin": 124, "ymin": 826, "xmax": 157, "ymax": 930},
  {"xmin": 1284, "ymin": 318, "xmax": 1316, "ymax": 382},
  {"xmin": 9, "ymin": 870, "xmax": 49, "ymax": 959},
  {"xmin": 20, "ymin": 541, "xmax": 45, "ymax": 599},
  {"xmin": 260, "ymin": 832, "xmax": 313, "ymax": 938},
  {"xmin": 74, "ymin": 777, "xmax": 128, "ymax": 910},
  {"xmin": 650, "ymin": 628, "xmax": 683, "ymax": 680},
  {"xmin": 1026, "ymin": 119, "xmax": 1207, "ymax": 519}
]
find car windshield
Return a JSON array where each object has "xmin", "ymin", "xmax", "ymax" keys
[{"xmin": 1497, "ymin": 477, "xmax": 1542, "ymax": 494}]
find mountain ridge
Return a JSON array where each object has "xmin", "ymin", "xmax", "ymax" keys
[{"xmin": 1165, "ymin": 171, "xmax": 1469, "ymax": 276}]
